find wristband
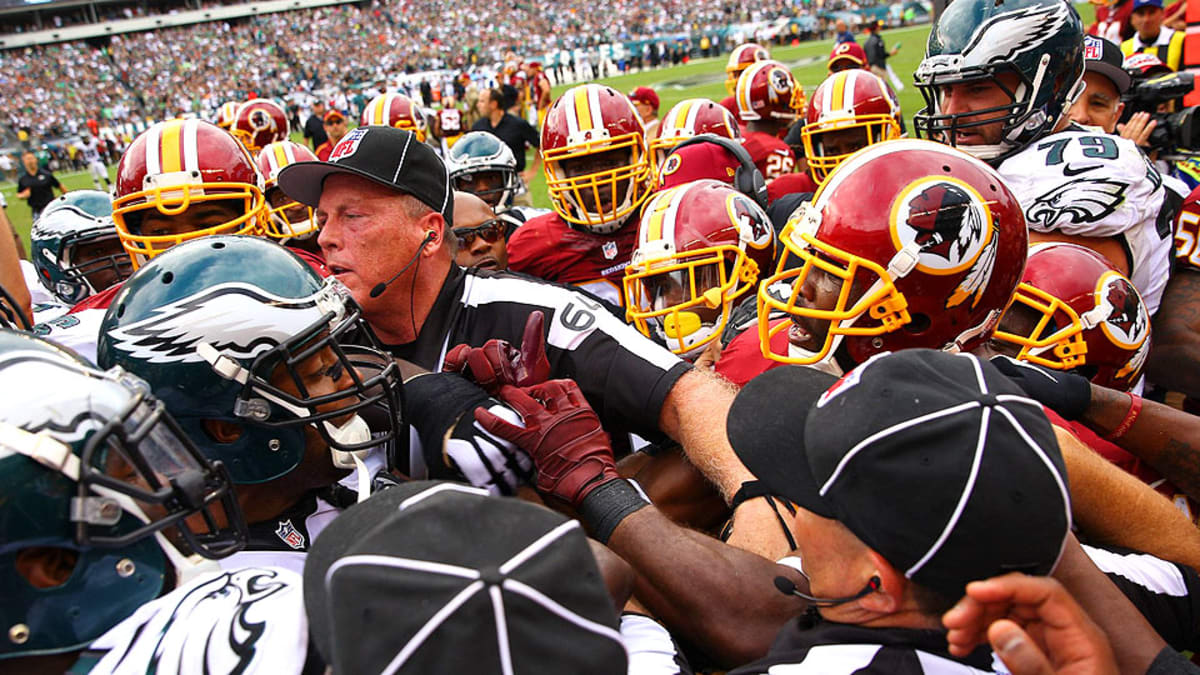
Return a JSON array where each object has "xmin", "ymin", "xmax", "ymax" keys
[
  {"xmin": 578, "ymin": 478, "xmax": 650, "ymax": 544},
  {"xmin": 1105, "ymin": 393, "xmax": 1142, "ymax": 441}
]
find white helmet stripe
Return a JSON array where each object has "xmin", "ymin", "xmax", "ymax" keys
[
  {"xmin": 144, "ymin": 122, "xmax": 163, "ymax": 176},
  {"xmin": 183, "ymin": 118, "xmax": 200, "ymax": 172},
  {"xmin": 587, "ymin": 85, "xmax": 603, "ymax": 129}
]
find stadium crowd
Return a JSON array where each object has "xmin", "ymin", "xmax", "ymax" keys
[
  {"xmin": 0, "ymin": 0, "xmax": 808, "ymax": 145},
  {"xmin": 9, "ymin": 0, "xmax": 1200, "ymax": 673}
]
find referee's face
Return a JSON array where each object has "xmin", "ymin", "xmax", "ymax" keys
[{"xmin": 316, "ymin": 174, "xmax": 435, "ymax": 318}]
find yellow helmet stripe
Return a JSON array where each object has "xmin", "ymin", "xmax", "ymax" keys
[
  {"xmin": 159, "ymin": 119, "xmax": 184, "ymax": 173},
  {"xmin": 574, "ymin": 86, "xmax": 595, "ymax": 131}
]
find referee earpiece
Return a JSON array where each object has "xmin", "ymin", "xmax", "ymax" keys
[{"xmin": 368, "ymin": 230, "xmax": 439, "ymax": 298}]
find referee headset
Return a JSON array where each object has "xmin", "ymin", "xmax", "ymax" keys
[{"xmin": 666, "ymin": 133, "xmax": 770, "ymax": 211}]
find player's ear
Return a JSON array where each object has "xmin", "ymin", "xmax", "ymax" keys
[
  {"xmin": 203, "ymin": 419, "xmax": 244, "ymax": 443},
  {"xmin": 15, "ymin": 547, "xmax": 78, "ymax": 589}
]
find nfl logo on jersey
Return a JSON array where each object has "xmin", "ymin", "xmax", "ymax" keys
[
  {"xmin": 275, "ymin": 519, "xmax": 306, "ymax": 550},
  {"xmin": 602, "ymin": 241, "xmax": 619, "ymax": 260}
]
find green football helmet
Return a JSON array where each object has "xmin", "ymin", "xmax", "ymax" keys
[
  {"xmin": 447, "ymin": 131, "xmax": 521, "ymax": 208},
  {"xmin": 0, "ymin": 329, "xmax": 246, "ymax": 661},
  {"xmin": 913, "ymin": 0, "xmax": 1085, "ymax": 162},
  {"xmin": 97, "ymin": 235, "xmax": 405, "ymax": 485},
  {"xmin": 30, "ymin": 190, "xmax": 132, "ymax": 305}
]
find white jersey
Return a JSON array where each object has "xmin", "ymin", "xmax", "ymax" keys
[
  {"xmin": 85, "ymin": 566, "xmax": 308, "ymax": 675},
  {"xmin": 32, "ymin": 306, "xmax": 106, "ymax": 364},
  {"xmin": 80, "ymin": 136, "xmax": 103, "ymax": 164},
  {"xmin": 20, "ymin": 260, "xmax": 70, "ymax": 324},
  {"xmin": 997, "ymin": 125, "xmax": 1184, "ymax": 315}
]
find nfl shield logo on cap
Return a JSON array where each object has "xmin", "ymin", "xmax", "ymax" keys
[{"xmin": 329, "ymin": 127, "xmax": 369, "ymax": 162}]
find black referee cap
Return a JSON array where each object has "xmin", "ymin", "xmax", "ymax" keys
[
  {"xmin": 278, "ymin": 125, "xmax": 453, "ymax": 223},
  {"xmin": 728, "ymin": 350, "xmax": 1071, "ymax": 598},
  {"xmin": 303, "ymin": 481, "xmax": 627, "ymax": 674}
]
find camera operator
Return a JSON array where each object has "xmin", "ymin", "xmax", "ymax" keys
[{"xmin": 1070, "ymin": 36, "xmax": 1132, "ymax": 134}]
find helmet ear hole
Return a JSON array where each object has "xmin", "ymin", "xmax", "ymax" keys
[
  {"xmin": 904, "ymin": 313, "xmax": 932, "ymax": 334},
  {"xmin": 161, "ymin": 272, "xmax": 174, "ymax": 284}
]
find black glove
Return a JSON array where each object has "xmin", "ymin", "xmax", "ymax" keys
[{"xmin": 989, "ymin": 355, "xmax": 1092, "ymax": 421}]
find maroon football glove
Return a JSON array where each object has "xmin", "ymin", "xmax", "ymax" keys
[
  {"xmin": 474, "ymin": 379, "xmax": 618, "ymax": 507},
  {"xmin": 443, "ymin": 310, "xmax": 550, "ymax": 394}
]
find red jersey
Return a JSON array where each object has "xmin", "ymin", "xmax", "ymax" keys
[
  {"xmin": 505, "ymin": 211, "xmax": 639, "ymax": 307},
  {"xmin": 742, "ymin": 131, "xmax": 796, "ymax": 181},
  {"xmin": 719, "ymin": 95, "xmax": 740, "ymax": 121},
  {"xmin": 316, "ymin": 141, "xmax": 334, "ymax": 161},
  {"xmin": 714, "ymin": 319, "xmax": 788, "ymax": 387},
  {"xmin": 438, "ymin": 108, "xmax": 464, "ymax": 137},
  {"xmin": 766, "ymin": 172, "xmax": 818, "ymax": 204},
  {"xmin": 532, "ymin": 71, "xmax": 553, "ymax": 109}
]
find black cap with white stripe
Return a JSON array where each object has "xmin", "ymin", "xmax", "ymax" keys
[
  {"xmin": 729, "ymin": 350, "xmax": 1071, "ymax": 598},
  {"xmin": 277, "ymin": 125, "xmax": 453, "ymax": 223},
  {"xmin": 303, "ymin": 481, "xmax": 627, "ymax": 675}
]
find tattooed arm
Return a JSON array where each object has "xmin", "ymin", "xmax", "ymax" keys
[
  {"xmin": 1147, "ymin": 269, "xmax": 1200, "ymax": 398},
  {"xmin": 1081, "ymin": 380, "xmax": 1200, "ymax": 504}
]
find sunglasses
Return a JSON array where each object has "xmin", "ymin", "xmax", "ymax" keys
[{"xmin": 453, "ymin": 219, "xmax": 509, "ymax": 246}]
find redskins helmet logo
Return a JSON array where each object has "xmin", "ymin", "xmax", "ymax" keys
[
  {"xmin": 727, "ymin": 193, "xmax": 771, "ymax": 250},
  {"xmin": 768, "ymin": 68, "xmax": 792, "ymax": 98},
  {"xmin": 661, "ymin": 153, "xmax": 683, "ymax": 177},
  {"xmin": 1096, "ymin": 271, "xmax": 1149, "ymax": 349},
  {"xmin": 248, "ymin": 109, "xmax": 276, "ymax": 134},
  {"xmin": 890, "ymin": 176, "xmax": 998, "ymax": 309},
  {"xmin": 890, "ymin": 177, "xmax": 992, "ymax": 274}
]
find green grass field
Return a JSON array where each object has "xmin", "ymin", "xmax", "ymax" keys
[{"xmin": 2, "ymin": 23, "xmax": 937, "ymax": 251}]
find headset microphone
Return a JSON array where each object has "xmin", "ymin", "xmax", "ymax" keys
[
  {"xmin": 369, "ymin": 231, "xmax": 436, "ymax": 298},
  {"xmin": 773, "ymin": 575, "xmax": 881, "ymax": 607}
]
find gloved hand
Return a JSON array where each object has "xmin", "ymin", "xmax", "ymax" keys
[
  {"xmin": 443, "ymin": 310, "xmax": 550, "ymax": 394},
  {"xmin": 475, "ymin": 379, "xmax": 617, "ymax": 507},
  {"xmin": 989, "ymin": 355, "xmax": 1092, "ymax": 421}
]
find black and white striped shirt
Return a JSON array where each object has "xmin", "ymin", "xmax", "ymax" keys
[{"xmin": 385, "ymin": 266, "xmax": 691, "ymax": 441}]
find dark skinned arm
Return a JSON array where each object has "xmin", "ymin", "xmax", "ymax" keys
[
  {"xmin": 606, "ymin": 504, "xmax": 808, "ymax": 667},
  {"xmin": 1079, "ymin": 380, "xmax": 1200, "ymax": 504},
  {"xmin": 1147, "ymin": 269, "xmax": 1200, "ymax": 398},
  {"xmin": 1051, "ymin": 533, "xmax": 1166, "ymax": 674}
]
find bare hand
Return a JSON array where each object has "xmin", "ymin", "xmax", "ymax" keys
[
  {"xmin": 943, "ymin": 573, "xmax": 1117, "ymax": 675},
  {"xmin": 1117, "ymin": 112, "xmax": 1156, "ymax": 148}
]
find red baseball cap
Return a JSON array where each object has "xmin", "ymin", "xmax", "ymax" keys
[
  {"xmin": 629, "ymin": 86, "xmax": 660, "ymax": 111},
  {"xmin": 828, "ymin": 42, "xmax": 868, "ymax": 70},
  {"xmin": 656, "ymin": 141, "xmax": 740, "ymax": 191}
]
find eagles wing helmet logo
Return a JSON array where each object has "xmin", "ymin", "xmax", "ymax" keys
[
  {"xmin": 1026, "ymin": 177, "xmax": 1127, "ymax": 229},
  {"xmin": 105, "ymin": 282, "xmax": 324, "ymax": 364},
  {"xmin": 957, "ymin": 3, "xmax": 1071, "ymax": 68}
]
